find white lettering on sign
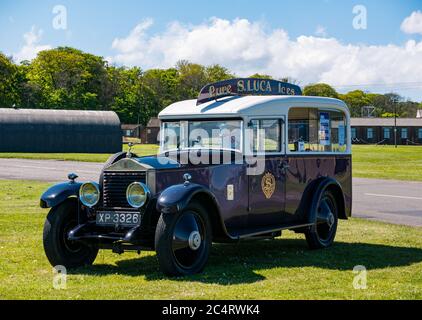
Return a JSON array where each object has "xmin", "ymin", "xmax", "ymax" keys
[
  {"xmin": 238, "ymin": 79, "xmax": 273, "ymax": 93},
  {"xmin": 209, "ymin": 84, "xmax": 232, "ymax": 98},
  {"xmin": 237, "ymin": 80, "xmax": 245, "ymax": 92},
  {"xmin": 278, "ymin": 83, "xmax": 295, "ymax": 95},
  {"xmin": 236, "ymin": 79, "xmax": 296, "ymax": 95}
]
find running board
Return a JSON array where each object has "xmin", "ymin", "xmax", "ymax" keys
[{"xmin": 237, "ymin": 222, "xmax": 314, "ymax": 239}]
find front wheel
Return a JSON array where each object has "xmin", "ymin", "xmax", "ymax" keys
[
  {"xmin": 305, "ymin": 190, "xmax": 338, "ymax": 249},
  {"xmin": 43, "ymin": 199, "xmax": 98, "ymax": 269},
  {"xmin": 155, "ymin": 201, "xmax": 212, "ymax": 276}
]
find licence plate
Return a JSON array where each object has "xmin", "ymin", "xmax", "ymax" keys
[{"xmin": 96, "ymin": 211, "xmax": 141, "ymax": 227}]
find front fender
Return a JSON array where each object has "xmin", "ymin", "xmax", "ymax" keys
[
  {"xmin": 156, "ymin": 183, "xmax": 218, "ymax": 214},
  {"xmin": 40, "ymin": 182, "xmax": 82, "ymax": 208}
]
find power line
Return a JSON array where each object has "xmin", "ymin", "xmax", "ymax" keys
[{"xmin": 331, "ymin": 81, "xmax": 422, "ymax": 89}]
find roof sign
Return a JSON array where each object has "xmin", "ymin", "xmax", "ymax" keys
[{"xmin": 197, "ymin": 78, "xmax": 302, "ymax": 105}]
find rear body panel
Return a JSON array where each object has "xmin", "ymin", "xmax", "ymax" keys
[{"xmin": 284, "ymin": 154, "xmax": 352, "ymax": 219}]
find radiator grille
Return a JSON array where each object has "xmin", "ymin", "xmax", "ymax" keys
[{"xmin": 103, "ymin": 171, "xmax": 146, "ymax": 208}]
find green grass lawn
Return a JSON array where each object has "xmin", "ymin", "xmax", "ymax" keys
[
  {"xmin": 0, "ymin": 144, "xmax": 159, "ymax": 163},
  {"xmin": 0, "ymin": 180, "xmax": 420, "ymax": 300},
  {"xmin": 352, "ymin": 145, "xmax": 422, "ymax": 181}
]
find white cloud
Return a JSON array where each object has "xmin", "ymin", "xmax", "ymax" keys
[
  {"xmin": 401, "ymin": 11, "xmax": 422, "ymax": 35},
  {"xmin": 14, "ymin": 26, "xmax": 51, "ymax": 63},
  {"xmin": 109, "ymin": 17, "xmax": 422, "ymax": 95},
  {"xmin": 315, "ymin": 25, "xmax": 327, "ymax": 37}
]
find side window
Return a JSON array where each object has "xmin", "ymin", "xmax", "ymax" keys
[
  {"xmin": 288, "ymin": 108, "xmax": 347, "ymax": 153},
  {"xmin": 418, "ymin": 128, "xmax": 422, "ymax": 139},
  {"xmin": 401, "ymin": 128, "xmax": 408, "ymax": 139},
  {"xmin": 351, "ymin": 127, "xmax": 357, "ymax": 139},
  {"xmin": 367, "ymin": 128, "xmax": 374, "ymax": 139},
  {"xmin": 161, "ymin": 121, "xmax": 181, "ymax": 151},
  {"xmin": 383, "ymin": 127, "xmax": 391, "ymax": 139},
  {"xmin": 250, "ymin": 119, "xmax": 282, "ymax": 153}
]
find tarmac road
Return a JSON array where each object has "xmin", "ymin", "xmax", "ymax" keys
[
  {"xmin": 0, "ymin": 158, "xmax": 103, "ymax": 182},
  {"xmin": 352, "ymin": 178, "xmax": 422, "ymax": 227},
  {"xmin": 0, "ymin": 158, "xmax": 420, "ymax": 227}
]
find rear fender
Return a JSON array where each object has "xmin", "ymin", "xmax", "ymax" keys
[{"xmin": 307, "ymin": 177, "xmax": 346, "ymax": 225}]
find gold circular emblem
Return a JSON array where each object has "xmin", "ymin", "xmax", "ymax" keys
[{"xmin": 261, "ymin": 172, "xmax": 276, "ymax": 199}]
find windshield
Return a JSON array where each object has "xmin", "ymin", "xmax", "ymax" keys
[{"xmin": 160, "ymin": 120, "xmax": 242, "ymax": 152}]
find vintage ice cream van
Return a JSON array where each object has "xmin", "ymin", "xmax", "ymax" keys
[{"xmin": 40, "ymin": 78, "xmax": 352, "ymax": 276}]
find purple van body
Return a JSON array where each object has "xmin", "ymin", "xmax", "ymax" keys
[{"xmin": 138, "ymin": 149, "xmax": 352, "ymax": 240}]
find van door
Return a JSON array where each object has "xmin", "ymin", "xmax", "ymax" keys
[{"xmin": 246, "ymin": 118, "xmax": 288, "ymax": 229}]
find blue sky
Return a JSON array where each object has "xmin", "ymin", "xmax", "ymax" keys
[{"xmin": 1, "ymin": 0, "xmax": 422, "ymax": 101}]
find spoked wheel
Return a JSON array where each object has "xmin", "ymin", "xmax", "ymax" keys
[
  {"xmin": 305, "ymin": 190, "xmax": 338, "ymax": 249},
  {"xmin": 155, "ymin": 201, "xmax": 212, "ymax": 276}
]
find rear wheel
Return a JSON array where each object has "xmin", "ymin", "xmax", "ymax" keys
[
  {"xmin": 43, "ymin": 199, "xmax": 98, "ymax": 269},
  {"xmin": 155, "ymin": 201, "xmax": 212, "ymax": 276},
  {"xmin": 305, "ymin": 190, "xmax": 338, "ymax": 249}
]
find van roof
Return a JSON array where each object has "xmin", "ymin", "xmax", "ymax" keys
[{"xmin": 159, "ymin": 95, "xmax": 349, "ymax": 120}]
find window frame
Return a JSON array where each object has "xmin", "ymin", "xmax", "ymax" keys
[
  {"xmin": 383, "ymin": 127, "xmax": 391, "ymax": 140},
  {"xmin": 286, "ymin": 106, "xmax": 351, "ymax": 155},
  {"xmin": 160, "ymin": 118, "xmax": 244, "ymax": 153},
  {"xmin": 188, "ymin": 119, "xmax": 243, "ymax": 152},
  {"xmin": 401, "ymin": 128, "xmax": 408, "ymax": 139},
  {"xmin": 351, "ymin": 127, "xmax": 357, "ymax": 140},
  {"xmin": 246, "ymin": 116, "xmax": 285, "ymax": 156}
]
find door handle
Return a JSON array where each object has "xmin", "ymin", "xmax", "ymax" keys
[{"xmin": 279, "ymin": 161, "xmax": 290, "ymax": 170}]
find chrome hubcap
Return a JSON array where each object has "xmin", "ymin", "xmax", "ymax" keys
[
  {"xmin": 188, "ymin": 231, "xmax": 201, "ymax": 250},
  {"xmin": 328, "ymin": 212, "xmax": 335, "ymax": 229},
  {"xmin": 316, "ymin": 194, "xmax": 337, "ymax": 242},
  {"xmin": 171, "ymin": 211, "xmax": 206, "ymax": 269}
]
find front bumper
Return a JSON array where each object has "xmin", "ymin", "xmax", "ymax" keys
[
  {"xmin": 68, "ymin": 221, "xmax": 142, "ymax": 243},
  {"xmin": 67, "ymin": 205, "xmax": 155, "ymax": 251}
]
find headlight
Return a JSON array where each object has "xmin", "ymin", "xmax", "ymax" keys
[
  {"xmin": 79, "ymin": 182, "xmax": 100, "ymax": 208},
  {"xmin": 126, "ymin": 182, "xmax": 150, "ymax": 208}
]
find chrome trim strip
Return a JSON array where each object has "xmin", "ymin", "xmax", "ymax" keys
[{"xmin": 146, "ymin": 170, "xmax": 156, "ymax": 194}]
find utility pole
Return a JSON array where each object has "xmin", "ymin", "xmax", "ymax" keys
[{"xmin": 393, "ymin": 97, "xmax": 398, "ymax": 148}]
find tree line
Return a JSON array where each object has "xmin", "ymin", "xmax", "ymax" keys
[{"xmin": 1, "ymin": 47, "xmax": 421, "ymax": 124}]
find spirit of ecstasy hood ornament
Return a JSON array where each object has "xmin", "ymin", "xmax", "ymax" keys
[{"xmin": 127, "ymin": 142, "xmax": 135, "ymax": 158}]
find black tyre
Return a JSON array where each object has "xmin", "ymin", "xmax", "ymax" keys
[
  {"xmin": 155, "ymin": 201, "xmax": 212, "ymax": 276},
  {"xmin": 43, "ymin": 199, "xmax": 98, "ymax": 269},
  {"xmin": 305, "ymin": 190, "xmax": 338, "ymax": 249}
]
